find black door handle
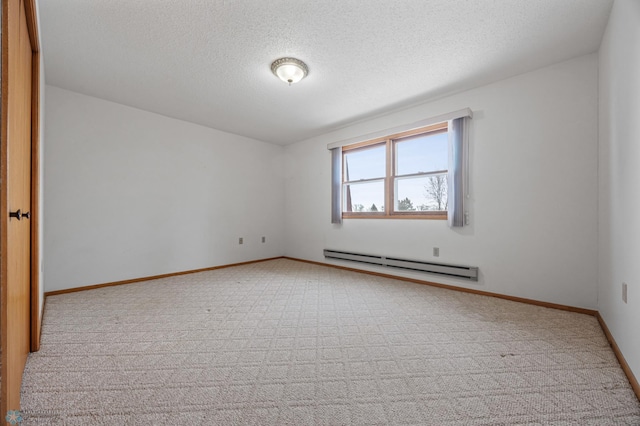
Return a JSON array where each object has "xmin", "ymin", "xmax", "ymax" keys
[{"xmin": 9, "ymin": 209, "xmax": 30, "ymax": 220}]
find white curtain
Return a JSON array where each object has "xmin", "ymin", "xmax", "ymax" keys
[
  {"xmin": 447, "ymin": 117, "xmax": 469, "ymax": 227},
  {"xmin": 330, "ymin": 147, "xmax": 342, "ymax": 224}
]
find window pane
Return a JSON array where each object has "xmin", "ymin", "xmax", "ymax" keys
[
  {"xmin": 343, "ymin": 181, "xmax": 385, "ymax": 213},
  {"xmin": 343, "ymin": 144, "xmax": 385, "ymax": 181},
  {"xmin": 396, "ymin": 131, "xmax": 448, "ymax": 176},
  {"xmin": 395, "ymin": 174, "xmax": 448, "ymax": 212}
]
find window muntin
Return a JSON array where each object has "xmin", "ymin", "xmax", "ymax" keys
[{"xmin": 342, "ymin": 123, "xmax": 448, "ymax": 219}]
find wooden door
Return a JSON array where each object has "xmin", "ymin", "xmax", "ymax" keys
[{"xmin": 1, "ymin": 0, "xmax": 40, "ymax": 422}]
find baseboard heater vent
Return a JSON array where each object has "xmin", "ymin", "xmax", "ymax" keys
[{"xmin": 323, "ymin": 249, "xmax": 479, "ymax": 281}]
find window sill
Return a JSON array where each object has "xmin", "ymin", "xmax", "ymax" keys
[{"xmin": 342, "ymin": 213, "xmax": 447, "ymax": 220}]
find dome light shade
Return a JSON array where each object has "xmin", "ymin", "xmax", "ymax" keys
[{"xmin": 271, "ymin": 57, "xmax": 308, "ymax": 85}]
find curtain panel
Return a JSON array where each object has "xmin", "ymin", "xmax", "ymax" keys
[
  {"xmin": 330, "ymin": 147, "xmax": 342, "ymax": 224},
  {"xmin": 447, "ymin": 117, "xmax": 468, "ymax": 227}
]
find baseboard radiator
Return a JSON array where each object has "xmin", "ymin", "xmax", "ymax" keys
[{"xmin": 323, "ymin": 249, "xmax": 479, "ymax": 281}]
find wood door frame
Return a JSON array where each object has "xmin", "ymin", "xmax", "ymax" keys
[
  {"xmin": 1, "ymin": 0, "xmax": 41, "ymax": 364},
  {"xmin": 24, "ymin": 0, "xmax": 41, "ymax": 352}
]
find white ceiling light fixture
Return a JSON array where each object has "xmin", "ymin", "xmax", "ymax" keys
[{"xmin": 271, "ymin": 57, "xmax": 309, "ymax": 86}]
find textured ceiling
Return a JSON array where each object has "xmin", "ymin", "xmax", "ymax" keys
[{"xmin": 39, "ymin": 0, "xmax": 613, "ymax": 145}]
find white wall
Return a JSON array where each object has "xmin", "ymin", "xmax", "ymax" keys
[
  {"xmin": 598, "ymin": 0, "xmax": 640, "ymax": 382},
  {"xmin": 36, "ymin": 0, "xmax": 46, "ymax": 316},
  {"xmin": 285, "ymin": 54, "xmax": 599, "ymax": 309},
  {"xmin": 38, "ymin": 42, "xmax": 45, "ymax": 313},
  {"xmin": 44, "ymin": 86, "xmax": 285, "ymax": 292}
]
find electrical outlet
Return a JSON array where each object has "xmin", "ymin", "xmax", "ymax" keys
[
  {"xmin": 262, "ymin": 236, "xmax": 266, "ymax": 243},
  {"xmin": 622, "ymin": 282, "xmax": 627, "ymax": 304},
  {"xmin": 433, "ymin": 247, "xmax": 440, "ymax": 257},
  {"xmin": 239, "ymin": 237, "xmax": 243, "ymax": 245}
]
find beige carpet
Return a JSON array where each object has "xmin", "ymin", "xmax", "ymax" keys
[{"xmin": 21, "ymin": 259, "xmax": 640, "ymax": 425}]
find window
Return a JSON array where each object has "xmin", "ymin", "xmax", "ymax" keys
[
  {"xmin": 342, "ymin": 122, "xmax": 448, "ymax": 219},
  {"xmin": 330, "ymin": 108, "xmax": 471, "ymax": 226}
]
